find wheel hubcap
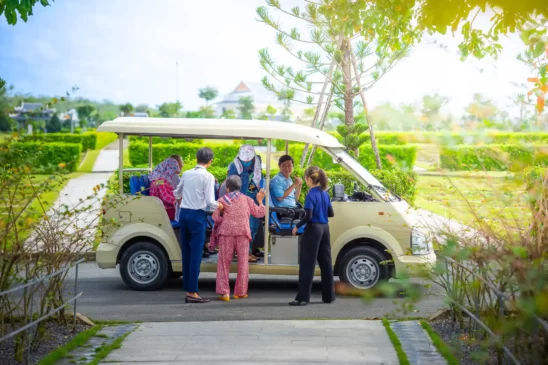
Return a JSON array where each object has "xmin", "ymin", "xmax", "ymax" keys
[
  {"xmin": 346, "ymin": 255, "xmax": 379, "ymax": 289},
  {"xmin": 128, "ymin": 251, "xmax": 159, "ymax": 285}
]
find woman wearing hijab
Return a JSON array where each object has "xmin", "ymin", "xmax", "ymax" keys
[
  {"xmin": 227, "ymin": 145, "xmax": 265, "ymax": 262},
  {"xmin": 149, "ymin": 155, "xmax": 183, "ymax": 220}
]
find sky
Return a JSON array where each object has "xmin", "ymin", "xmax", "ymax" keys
[{"xmin": 0, "ymin": 0, "xmax": 534, "ymax": 118}]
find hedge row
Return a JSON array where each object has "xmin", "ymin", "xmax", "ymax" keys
[
  {"xmin": 288, "ymin": 144, "xmax": 417, "ymax": 171},
  {"xmin": 111, "ymin": 166, "xmax": 417, "ymax": 204},
  {"xmin": 274, "ymin": 131, "xmax": 548, "ymax": 149},
  {"xmin": 2, "ymin": 142, "xmax": 82, "ymax": 173},
  {"xmin": 440, "ymin": 144, "xmax": 548, "ymax": 171},
  {"xmin": 22, "ymin": 132, "xmax": 118, "ymax": 150},
  {"xmin": 128, "ymin": 142, "xmax": 240, "ymax": 168},
  {"xmin": 128, "ymin": 136, "xmax": 203, "ymax": 144}
]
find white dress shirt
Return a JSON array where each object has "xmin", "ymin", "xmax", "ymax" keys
[{"xmin": 174, "ymin": 165, "xmax": 218, "ymax": 211}]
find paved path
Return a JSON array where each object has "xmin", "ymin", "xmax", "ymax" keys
[
  {"xmin": 103, "ymin": 320, "xmax": 399, "ymax": 364},
  {"xmin": 67, "ymin": 263, "xmax": 444, "ymax": 322},
  {"xmin": 92, "ymin": 150, "xmax": 119, "ymax": 172}
]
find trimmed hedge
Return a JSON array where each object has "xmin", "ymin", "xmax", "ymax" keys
[
  {"xmin": 21, "ymin": 132, "xmax": 118, "ymax": 150},
  {"xmin": 94, "ymin": 132, "xmax": 118, "ymax": 150},
  {"xmin": 288, "ymin": 144, "xmax": 417, "ymax": 171},
  {"xmin": 3, "ymin": 142, "xmax": 82, "ymax": 173},
  {"xmin": 440, "ymin": 144, "xmax": 548, "ymax": 171},
  {"xmin": 22, "ymin": 133, "xmax": 96, "ymax": 151},
  {"xmin": 111, "ymin": 166, "xmax": 417, "ymax": 204},
  {"xmin": 128, "ymin": 142, "xmax": 240, "ymax": 168},
  {"xmin": 128, "ymin": 136, "xmax": 203, "ymax": 144}
]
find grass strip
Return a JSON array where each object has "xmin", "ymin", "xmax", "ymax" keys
[
  {"xmin": 420, "ymin": 320, "xmax": 460, "ymax": 365},
  {"xmin": 382, "ymin": 318, "xmax": 410, "ymax": 365},
  {"xmin": 37, "ymin": 325, "xmax": 103, "ymax": 365},
  {"xmin": 87, "ymin": 327, "xmax": 135, "ymax": 365},
  {"xmin": 78, "ymin": 150, "xmax": 102, "ymax": 172}
]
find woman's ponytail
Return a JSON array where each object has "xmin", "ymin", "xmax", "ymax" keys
[{"xmin": 305, "ymin": 166, "xmax": 328, "ymax": 191}]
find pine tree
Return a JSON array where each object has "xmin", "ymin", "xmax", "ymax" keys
[{"xmin": 257, "ymin": 1, "xmax": 414, "ymax": 168}]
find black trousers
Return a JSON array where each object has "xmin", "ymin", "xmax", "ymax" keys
[{"xmin": 295, "ymin": 223, "xmax": 335, "ymax": 303}]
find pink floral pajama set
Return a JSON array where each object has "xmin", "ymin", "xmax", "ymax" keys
[{"xmin": 210, "ymin": 192, "xmax": 265, "ymax": 297}]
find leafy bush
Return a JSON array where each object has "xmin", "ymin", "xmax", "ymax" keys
[
  {"xmin": 93, "ymin": 132, "xmax": 118, "ymax": 150},
  {"xmin": 288, "ymin": 144, "xmax": 417, "ymax": 171},
  {"xmin": 2, "ymin": 142, "xmax": 82, "ymax": 173},
  {"xmin": 128, "ymin": 142, "xmax": 240, "ymax": 168},
  {"xmin": 128, "ymin": 136, "xmax": 203, "ymax": 144},
  {"xmin": 111, "ymin": 166, "xmax": 417, "ymax": 204},
  {"xmin": 22, "ymin": 133, "xmax": 96, "ymax": 151},
  {"xmin": 440, "ymin": 144, "xmax": 548, "ymax": 171}
]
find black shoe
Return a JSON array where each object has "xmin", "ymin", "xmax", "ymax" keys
[
  {"xmin": 185, "ymin": 296, "xmax": 210, "ymax": 304},
  {"xmin": 323, "ymin": 300, "xmax": 335, "ymax": 304},
  {"xmin": 253, "ymin": 249, "xmax": 264, "ymax": 258},
  {"xmin": 202, "ymin": 251, "xmax": 210, "ymax": 258},
  {"xmin": 289, "ymin": 300, "xmax": 308, "ymax": 306},
  {"xmin": 208, "ymin": 250, "xmax": 217, "ymax": 255}
]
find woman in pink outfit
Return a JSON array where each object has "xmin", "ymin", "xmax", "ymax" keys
[{"xmin": 210, "ymin": 175, "xmax": 266, "ymax": 301}]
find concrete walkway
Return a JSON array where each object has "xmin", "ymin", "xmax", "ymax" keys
[
  {"xmin": 92, "ymin": 149, "xmax": 119, "ymax": 172},
  {"xmin": 103, "ymin": 320, "xmax": 399, "ymax": 364}
]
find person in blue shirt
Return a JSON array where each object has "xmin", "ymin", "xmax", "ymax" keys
[
  {"xmin": 289, "ymin": 166, "xmax": 335, "ymax": 306},
  {"xmin": 270, "ymin": 155, "xmax": 303, "ymax": 208},
  {"xmin": 227, "ymin": 145, "xmax": 265, "ymax": 262}
]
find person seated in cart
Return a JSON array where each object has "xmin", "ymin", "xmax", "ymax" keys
[
  {"xmin": 270, "ymin": 155, "xmax": 303, "ymax": 209},
  {"xmin": 149, "ymin": 155, "xmax": 183, "ymax": 220},
  {"xmin": 227, "ymin": 145, "xmax": 265, "ymax": 262}
]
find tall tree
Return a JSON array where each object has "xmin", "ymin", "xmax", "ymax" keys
[
  {"xmin": 221, "ymin": 108, "xmax": 236, "ymax": 119},
  {"xmin": 157, "ymin": 102, "xmax": 182, "ymax": 118},
  {"xmin": 135, "ymin": 104, "xmax": 150, "ymax": 113},
  {"xmin": 119, "ymin": 103, "xmax": 134, "ymax": 116},
  {"xmin": 238, "ymin": 96, "xmax": 254, "ymax": 120},
  {"xmin": 198, "ymin": 86, "xmax": 219, "ymax": 106},
  {"xmin": 465, "ymin": 93, "xmax": 498, "ymax": 122},
  {"xmin": 76, "ymin": 104, "xmax": 96, "ymax": 128},
  {"xmin": 199, "ymin": 105, "xmax": 215, "ymax": 118},
  {"xmin": 46, "ymin": 114, "xmax": 62, "ymax": 133},
  {"xmin": 257, "ymin": 1, "xmax": 413, "ymax": 168},
  {"xmin": 421, "ymin": 93, "xmax": 449, "ymax": 131}
]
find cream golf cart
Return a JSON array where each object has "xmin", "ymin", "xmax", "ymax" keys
[{"xmin": 95, "ymin": 118, "xmax": 435, "ymax": 291}]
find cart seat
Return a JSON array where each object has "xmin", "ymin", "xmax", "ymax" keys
[{"xmin": 268, "ymin": 207, "xmax": 306, "ymax": 236}]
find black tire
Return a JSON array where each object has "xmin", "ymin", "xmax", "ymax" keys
[
  {"xmin": 120, "ymin": 242, "xmax": 170, "ymax": 291},
  {"xmin": 338, "ymin": 246, "xmax": 389, "ymax": 290}
]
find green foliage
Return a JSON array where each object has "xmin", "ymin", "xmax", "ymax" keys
[
  {"xmin": 46, "ymin": 114, "xmax": 62, "ymax": 133},
  {"xmin": 157, "ymin": 101, "xmax": 182, "ymax": 118},
  {"xmin": 94, "ymin": 132, "xmax": 118, "ymax": 150},
  {"xmin": 112, "ymin": 166, "xmax": 417, "ymax": 204},
  {"xmin": 0, "ymin": 113, "xmax": 14, "ymax": 132},
  {"xmin": 440, "ymin": 144, "xmax": 548, "ymax": 171},
  {"xmin": 419, "ymin": 321, "xmax": 460, "ymax": 365},
  {"xmin": 337, "ymin": 123, "xmax": 369, "ymax": 152},
  {"xmin": 119, "ymin": 103, "xmax": 133, "ymax": 116},
  {"xmin": 238, "ymin": 97, "xmax": 254, "ymax": 119},
  {"xmin": 1, "ymin": 0, "xmax": 51, "ymax": 25},
  {"xmin": 288, "ymin": 144, "xmax": 417, "ymax": 171},
  {"xmin": 3, "ymin": 142, "xmax": 82, "ymax": 173},
  {"xmin": 76, "ymin": 104, "xmax": 96, "ymax": 127},
  {"xmin": 221, "ymin": 109, "xmax": 236, "ymax": 119},
  {"xmin": 198, "ymin": 86, "xmax": 218, "ymax": 105},
  {"xmin": 128, "ymin": 136, "xmax": 203, "ymax": 144},
  {"xmin": 382, "ymin": 318, "xmax": 411, "ymax": 365},
  {"xmin": 22, "ymin": 133, "xmax": 96, "ymax": 151},
  {"xmin": 128, "ymin": 142, "xmax": 239, "ymax": 168}
]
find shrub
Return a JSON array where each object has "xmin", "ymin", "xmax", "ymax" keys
[
  {"xmin": 2, "ymin": 142, "xmax": 82, "ymax": 173},
  {"xmin": 128, "ymin": 136, "xmax": 203, "ymax": 144},
  {"xmin": 128, "ymin": 142, "xmax": 240, "ymax": 168},
  {"xmin": 22, "ymin": 133, "xmax": 96, "ymax": 151},
  {"xmin": 93, "ymin": 132, "xmax": 118, "ymax": 150},
  {"xmin": 288, "ymin": 144, "xmax": 417, "ymax": 171},
  {"xmin": 111, "ymin": 166, "xmax": 417, "ymax": 204},
  {"xmin": 440, "ymin": 144, "xmax": 548, "ymax": 171}
]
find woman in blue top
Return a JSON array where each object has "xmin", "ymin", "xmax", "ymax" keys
[{"xmin": 289, "ymin": 166, "xmax": 335, "ymax": 306}]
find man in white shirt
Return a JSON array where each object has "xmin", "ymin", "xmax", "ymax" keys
[{"xmin": 174, "ymin": 147, "xmax": 218, "ymax": 304}]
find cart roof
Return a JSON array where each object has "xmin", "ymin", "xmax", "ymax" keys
[{"xmin": 97, "ymin": 117, "xmax": 343, "ymax": 148}]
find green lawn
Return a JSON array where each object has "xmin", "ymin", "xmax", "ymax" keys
[
  {"xmin": 78, "ymin": 150, "xmax": 102, "ymax": 172},
  {"xmin": 414, "ymin": 144, "xmax": 440, "ymax": 170},
  {"xmin": 416, "ymin": 174, "xmax": 531, "ymax": 231}
]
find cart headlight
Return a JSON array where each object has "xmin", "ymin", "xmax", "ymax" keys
[{"xmin": 411, "ymin": 229, "xmax": 432, "ymax": 255}]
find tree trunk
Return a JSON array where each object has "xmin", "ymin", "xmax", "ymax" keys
[
  {"xmin": 306, "ymin": 88, "xmax": 334, "ymax": 166},
  {"xmin": 341, "ymin": 38, "xmax": 354, "ymax": 129},
  {"xmin": 350, "ymin": 54, "xmax": 382, "ymax": 169}
]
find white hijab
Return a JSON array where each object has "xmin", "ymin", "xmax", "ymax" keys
[{"xmin": 232, "ymin": 144, "xmax": 262, "ymax": 187}]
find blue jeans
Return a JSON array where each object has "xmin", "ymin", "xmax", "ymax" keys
[{"xmin": 179, "ymin": 208, "xmax": 207, "ymax": 293}]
